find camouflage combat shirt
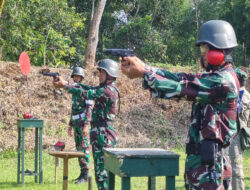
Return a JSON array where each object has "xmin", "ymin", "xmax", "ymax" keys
[
  {"xmin": 66, "ymin": 82, "xmax": 92, "ymax": 125},
  {"xmin": 65, "ymin": 82, "xmax": 119, "ymax": 124},
  {"xmin": 143, "ymin": 63, "xmax": 240, "ymax": 146}
]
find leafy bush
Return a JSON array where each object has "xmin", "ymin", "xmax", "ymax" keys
[{"xmin": 0, "ymin": 0, "xmax": 86, "ymax": 67}]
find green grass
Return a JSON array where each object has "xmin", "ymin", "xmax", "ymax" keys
[{"xmin": 0, "ymin": 149, "xmax": 249, "ymax": 190}]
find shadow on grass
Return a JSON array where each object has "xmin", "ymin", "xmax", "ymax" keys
[{"xmin": 0, "ymin": 181, "xmax": 19, "ymax": 189}]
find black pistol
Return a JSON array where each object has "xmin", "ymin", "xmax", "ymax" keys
[
  {"xmin": 103, "ymin": 49, "xmax": 135, "ymax": 60},
  {"xmin": 42, "ymin": 72, "xmax": 60, "ymax": 80}
]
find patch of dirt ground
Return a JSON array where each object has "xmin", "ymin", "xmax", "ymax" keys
[{"xmin": 0, "ymin": 61, "xmax": 249, "ymax": 152}]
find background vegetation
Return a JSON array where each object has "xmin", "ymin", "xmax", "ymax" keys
[
  {"xmin": 0, "ymin": 0, "xmax": 249, "ymax": 67},
  {"xmin": 0, "ymin": 1, "xmax": 249, "ymax": 189}
]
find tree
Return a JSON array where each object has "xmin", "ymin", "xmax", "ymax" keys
[
  {"xmin": 0, "ymin": 0, "xmax": 5, "ymax": 18},
  {"xmin": 0, "ymin": 0, "xmax": 86, "ymax": 66},
  {"xmin": 84, "ymin": 0, "xmax": 107, "ymax": 68}
]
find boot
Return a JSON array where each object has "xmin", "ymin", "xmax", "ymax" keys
[
  {"xmin": 75, "ymin": 169, "xmax": 88, "ymax": 184},
  {"xmin": 73, "ymin": 172, "xmax": 81, "ymax": 182}
]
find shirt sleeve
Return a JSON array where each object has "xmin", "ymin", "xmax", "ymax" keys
[
  {"xmin": 65, "ymin": 83, "xmax": 85, "ymax": 96},
  {"xmin": 64, "ymin": 83, "xmax": 94, "ymax": 124},
  {"xmin": 143, "ymin": 68, "xmax": 236, "ymax": 104},
  {"xmin": 83, "ymin": 100, "xmax": 94, "ymax": 124},
  {"xmin": 81, "ymin": 87, "xmax": 105, "ymax": 100}
]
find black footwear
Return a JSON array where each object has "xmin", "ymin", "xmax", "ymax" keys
[
  {"xmin": 73, "ymin": 173, "xmax": 81, "ymax": 182},
  {"xmin": 75, "ymin": 170, "xmax": 88, "ymax": 184}
]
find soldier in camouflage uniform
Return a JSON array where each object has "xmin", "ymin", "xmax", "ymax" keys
[
  {"xmin": 67, "ymin": 67, "xmax": 92, "ymax": 184},
  {"xmin": 54, "ymin": 59, "xmax": 119, "ymax": 190},
  {"xmin": 121, "ymin": 20, "xmax": 240, "ymax": 189},
  {"xmin": 228, "ymin": 68, "xmax": 250, "ymax": 190}
]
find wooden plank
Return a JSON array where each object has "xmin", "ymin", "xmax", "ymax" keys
[
  {"xmin": 63, "ymin": 158, "xmax": 68, "ymax": 190},
  {"xmin": 49, "ymin": 151, "xmax": 84, "ymax": 159}
]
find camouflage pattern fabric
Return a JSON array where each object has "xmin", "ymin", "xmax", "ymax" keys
[
  {"xmin": 90, "ymin": 125, "xmax": 117, "ymax": 190},
  {"xmin": 66, "ymin": 82, "xmax": 92, "ymax": 171},
  {"xmin": 66, "ymin": 82, "xmax": 92, "ymax": 125},
  {"xmin": 72, "ymin": 118, "xmax": 90, "ymax": 170},
  {"xmin": 228, "ymin": 134, "xmax": 244, "ymax": 190},
  {"xmin": 143, "ymin": 63, "xmax": 240, "ymax": 189},
  {"xmin": 238, "ymin": 88, "xmax": 250, "ymax": 131},
  {"xmin": 228, "ymin": 88, "xmax": 250, "ymax": 190},
  {"xmin": 65, "ymin": 82, "xmax": 119, "ymax": 190}
]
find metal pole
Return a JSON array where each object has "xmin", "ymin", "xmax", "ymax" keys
[{"xmin": 26, "ymin": 75, "xmax": 32, "ymax": 114}]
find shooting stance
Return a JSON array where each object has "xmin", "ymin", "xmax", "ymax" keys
[
  {"xmin": 121, "ymin": 20, "xmax": 240, "ymax": 189},
  {"xmin": 53, "ymin": 59, "xmax": 119, "ymax": 190},
  {"xmin": 66, "ymin": 67, "xmax": 92, "ymax": 184}
]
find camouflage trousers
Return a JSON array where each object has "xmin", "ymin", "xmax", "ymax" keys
[
  {"xmin": 184, "ymin": 152, "xmax": 232, "ymax": 190},
  {"xmin": 90, "ymin": 125, "xmax": 117, "ymax": 190},
  {"xmin": 228, "ymin": 134, "xmax": 245, "ymax": 190},
  {"xmin": 72, "ymin": 119, "xmax": 90, "ymax": 171}
]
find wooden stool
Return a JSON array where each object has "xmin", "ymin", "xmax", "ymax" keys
[
  {"xmin": 17, "ymin": 119, "xmax": 44, "ymax": 185},
  {"xmin": 49, "ymin": 151, "xmax": 92, "ymax": 190},
  {"xmin": 104, "ymin": 148, "xmax": 180, "ymax": 190}
]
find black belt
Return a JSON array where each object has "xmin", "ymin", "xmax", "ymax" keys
[
  {"xmin": 91, "ymin": 121, "xmax": 114, "ymax": 128},
  {"xmin": 186, "ymin": 141, "xmax": 223, "ymax": 155},
  {"xmin": 186, "ymin": 143, "xmax": 201, "ymax": 155}
]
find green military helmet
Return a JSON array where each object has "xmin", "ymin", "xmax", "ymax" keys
[
  {"xmin": 196, "ymin": 20, "xmax": 238, "ymax": 49},
  {"xmin": 71, "ymin": 66, "xmax": 85, "ymax": 78},
  {"xmin": 98, "ymin": 59, "xmax": 119, "ymax": 78}
]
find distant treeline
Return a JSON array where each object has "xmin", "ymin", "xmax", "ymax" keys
[{"xmin": 0, "ymin": 0, "xmax": 249, "ymax": 67}]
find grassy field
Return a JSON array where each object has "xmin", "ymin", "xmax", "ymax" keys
[{"xmin": 0, "ymin": 149, "xmax": 249, "ymax": 190}]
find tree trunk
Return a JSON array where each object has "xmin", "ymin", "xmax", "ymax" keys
[
  {"xmin": 84, "ymin": 0, "xmax": 107, "ymax": 69},
  {"xmin": 91, "ymin": 0, "xmax": 95, "ymax": 21},
  {"xmin": 0, "ymin": 0, "xmax": 5, "ymax": 18},
  {"xmin": 193, "ymin": 0, "xmax": 199, "ymax": 38}
]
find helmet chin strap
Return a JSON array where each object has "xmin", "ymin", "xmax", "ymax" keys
[
  {"xmin": 100, "ymin": 73, "xmax": 115, "ymax": 87},
  {"xmin": 224, "ymin": 55, "xmax": 233, "ymax": 63},
  {"xmin": 200, "ymin": 57, "xmax": 212, "ymax": 72},
  {"xmin": 206, "ymin": 64, "xmax": 213, "ymax": 72}
]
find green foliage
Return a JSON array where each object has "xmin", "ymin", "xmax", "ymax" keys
[
  {"xmin": 0, "ymin": 122, "xmax": 5, "ymax": 129},
  {"xmin": 101, "ymin": 0, "xmax": 249, "ymax": 66},
  {"xmin": 219, "ymin": 0, "xmax": 250, "ymax": 56},
  {"xmin": 57, "ymin": 123, "xmax": 67, "ymax": 137},
  {"xmin": 0, "ymin": 0, "xmax": 86, "ymax": 67},
  {"xmin": 105, "ymin": 15, "xmax": 167, "ymax": 62},
  {"xmin": 45, "ymin": 124, "xmax": 56, "ymax": 137},
  {"xmin": 0, "ymin": 149, "xmax": 17, "ymax": 159},
  {"xmin": 0, "ymin": 0, "xmax": 249, "ymax": 67},
  {"xmin": 232, "ymin": 44, "xmax": 246, "ymax": 66}
]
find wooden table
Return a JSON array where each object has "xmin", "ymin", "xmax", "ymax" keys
[
  {"xmin": 17, "ymin": 119, "xmax": 43, "ymax": 185},
  {"xmin": 48, "ymin": 151, "xmax": 86, "ymax": 190},
  {"xmin": 104, "ymin": 148, "xmax": 180, "ymax": 190}
]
